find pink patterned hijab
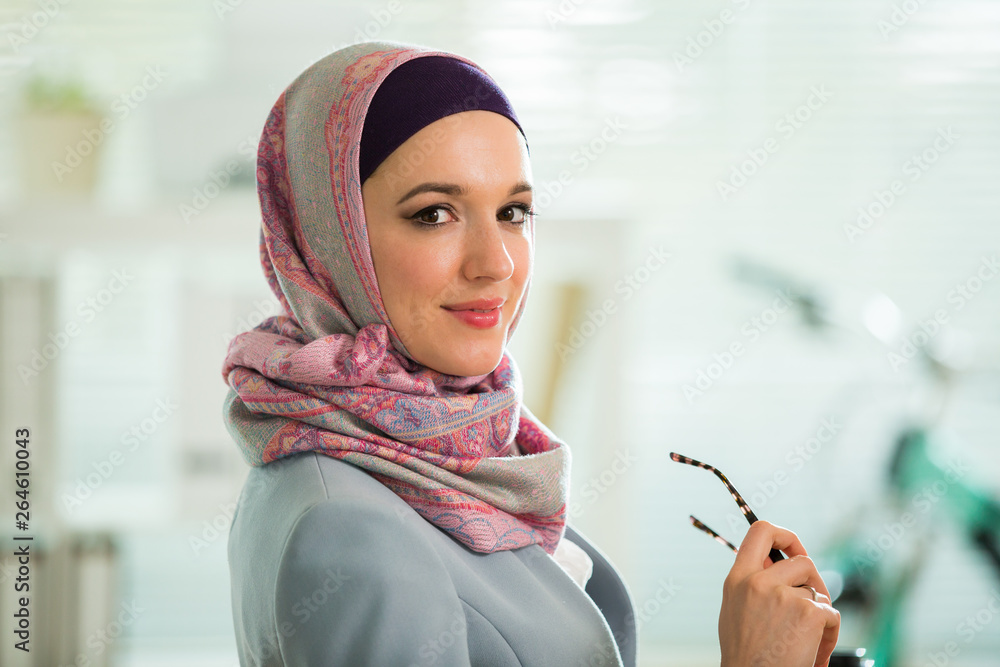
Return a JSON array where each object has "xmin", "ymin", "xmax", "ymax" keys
[{"xmin": 221, "ymin": 41, "xmax": 569, "ymax": 554}]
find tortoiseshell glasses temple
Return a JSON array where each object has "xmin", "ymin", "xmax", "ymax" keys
[{"xmin": 669, "ymin": 452, "xmax": 785, "ymax": 563}]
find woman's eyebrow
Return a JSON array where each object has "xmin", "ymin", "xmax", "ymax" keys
[
  {"xmin": 508, "ymin": 181, "xmax": 532, "ymax": 197},
  {"xmin": 395, "ymin": 181, "xmax": 533, "ymax": 206},
  {"xmin": 395, "ymin": 182, "xmax": 466, "ymax": 205}
]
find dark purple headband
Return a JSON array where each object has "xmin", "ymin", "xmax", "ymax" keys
[{"xmin": 358, "ymin": 55, "xmax": 526, "ymax": 184}]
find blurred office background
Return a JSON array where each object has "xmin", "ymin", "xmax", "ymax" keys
[{"xmin": 0, "ymin": 0, "xmax": 998, "ymax": 665}]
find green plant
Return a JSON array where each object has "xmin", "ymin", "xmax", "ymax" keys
[{"xmin": 23, "ymin": 74, "xmax": 96, "ymax": 113}]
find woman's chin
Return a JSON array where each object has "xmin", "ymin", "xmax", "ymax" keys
[
  {"xmin": 426, "ymin": 344, "xmax": 504, "ymax": 377},
  {"xmin": 445, "ymin": 356, "xmax": 503, "ymax": 377}
]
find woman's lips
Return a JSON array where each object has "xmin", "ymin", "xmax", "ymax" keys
[
  {"xmin": 444, "ymin": 307, "xmax": 502, "ymax": 329},
  {"xmin": 442, "ymin": 298, "xmax": 504, "ymax": 329},
  {"xmin": 443, "ymin": 297, "xmax": 505, "ymax": 311}
]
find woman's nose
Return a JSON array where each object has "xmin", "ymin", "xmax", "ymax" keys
[{"xmin": 462, "ymin": 214, "xmax": 515, "ymax": 282}]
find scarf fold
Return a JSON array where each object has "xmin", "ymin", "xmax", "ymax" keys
[{"xmin": 221, "ymin": 41, "xmax": 569, "ymax": 554}]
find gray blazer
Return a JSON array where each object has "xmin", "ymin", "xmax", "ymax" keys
[{"xmin": 228, "ymin": 452, "xmax": 637, "ymax": 666}]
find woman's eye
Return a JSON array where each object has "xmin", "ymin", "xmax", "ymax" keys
[
  {"xmin": 412, "ymin": 206, "xmax": 453, "ymax": 226},
  {"xmin": 498, "ymin": 205, "xmax": 530, "ymax": 224}
]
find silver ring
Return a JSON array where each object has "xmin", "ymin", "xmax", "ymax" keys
[{"xmin": 804, "ymin": 585, "xmax": 818, "ymax": 602}]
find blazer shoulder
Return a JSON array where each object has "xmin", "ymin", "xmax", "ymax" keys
[
  {"xmin": 271, "ymin": 476, "xmax": 471, "ymax": 665},
  {"xmin": 234, "ymin": 452, "xmax": 411, "ymax": 524},
  {"xmin": 262, "ymin": 452, "xmax": 461, "ymax": 598},
  {"xmin": 229, "ymin": 453, "xmax": 469, "ymax": 666},
  {"xmin": 276, "ymin": 478, "xmax": 452, "ymax": 579}
]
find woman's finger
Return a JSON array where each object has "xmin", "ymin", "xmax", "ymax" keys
[
  {"xmin": 794, "ymin": 584, "xmax": 831, "ymax": 607},
  {"xmin": 780, "ymin": 586, "xmax": 841, "ymax": 666},
  {"xmin": 813, "ymin": 603, "xmax": 842, "ymax": 667},
  {"xmin": 731, "ymin": 521, "xmax": 808, "ymax": 577},
  {"xmin": 765, "ymin": 555, "xmax": 832, "ymax": 600}
]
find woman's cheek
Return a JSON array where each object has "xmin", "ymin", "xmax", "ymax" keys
[
  {"xmin": 512, "ymin": 238, "xmax": 532, "ymax": 294},
  {"xmin": 401, "ymin": 268, "xmax": 447, "ymax": 343}
]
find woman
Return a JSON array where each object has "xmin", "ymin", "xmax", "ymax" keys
[{"xmin": 221, "ymin": 41, "xmax": 840, "ymax": 666}]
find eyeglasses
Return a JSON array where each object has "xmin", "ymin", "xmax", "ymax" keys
[{"xmin": 670, "ymin": 452, "xmax": 785, "ymax": 563}]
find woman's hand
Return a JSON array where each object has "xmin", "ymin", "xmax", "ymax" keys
[{"xmin": 718, "ymin": 521, "xmax": 840, "ymax": 667}]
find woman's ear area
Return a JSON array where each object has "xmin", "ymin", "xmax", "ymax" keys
[
  {"xmin": 360, "ymin": 163, "xmax": 413, "ymax": 355},
  {"xmin": 359, "ymin": 155, "xmax": 399, "ymax": 208}
]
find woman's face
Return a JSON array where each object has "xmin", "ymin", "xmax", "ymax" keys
[{"xmin": 362, "ymin": 110, "xmax": 533, "ymax": 377}]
